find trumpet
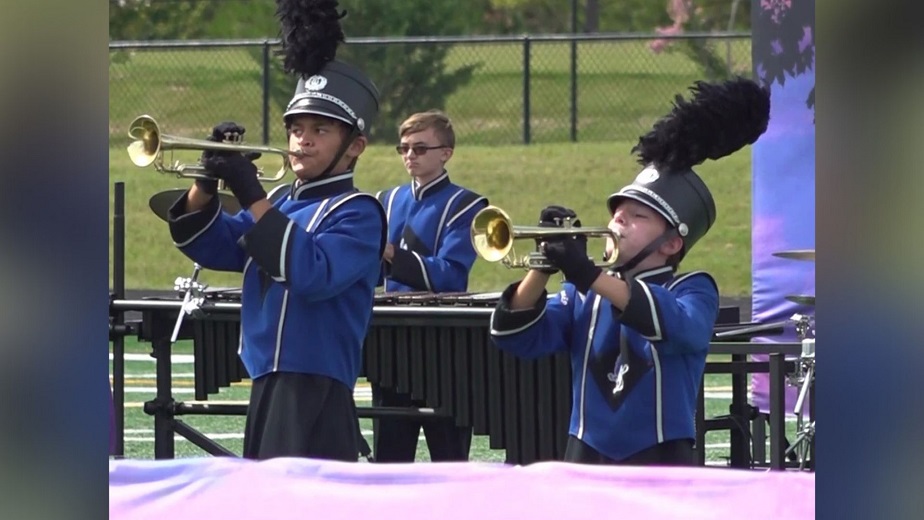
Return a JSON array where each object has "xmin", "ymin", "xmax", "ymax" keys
[
  {"xmin": 470, "ymin": 205, "xmax": 619, "ymax": 270},
  {"xmin": 126, "ymin": 115, "xmax": 299, "ymax": 182}
]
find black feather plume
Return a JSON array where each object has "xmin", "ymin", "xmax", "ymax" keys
[
  {"xmin": 632, "ymin": 77, "xmax": 771, "ymax": 171},
  {"xmin": 275, "ymin": 0, "xmax": 346, "ymax": 78}
]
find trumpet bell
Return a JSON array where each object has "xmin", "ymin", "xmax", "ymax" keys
[
  {"xmin": 127, "ymin": 115, "xmax": 161, "ymax": 168},
  {"xmin": 470, "ymin": 205, "xmax": 619, "ymax": 270},
  {"xmin": 471, "ymin": 206, "xmax": 514, "ymax": 262}
]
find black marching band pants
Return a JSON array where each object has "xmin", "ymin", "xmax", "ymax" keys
[
  {"xmin": 371, "ymin": 383, "xmax": 473, "ymax": 462},
  {"xmin": 564, "ymin": 435, "xmax": 696, "ymax": 466},
  {"xmin": 243, "ymin": 372, "xmax": 363, "ymax": 461}
]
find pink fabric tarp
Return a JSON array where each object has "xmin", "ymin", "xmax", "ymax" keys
[{"xmin": 109, "ymin": 457, "xmax": 814, "ymax": 519}]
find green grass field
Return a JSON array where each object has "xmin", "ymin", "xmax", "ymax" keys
[
  {"xmin": 109, "ymin": 39, "xmax": 752, "ymax": 145},
  {"xmin": 108, "ymin": 140, "xmax": 752, "ymax": 294},
  {"xmin": 111, "ymin": 337, "xmax": 796, "ymax": 464}
]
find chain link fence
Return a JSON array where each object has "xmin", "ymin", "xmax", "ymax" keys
[{"xmin": 110, "ymin": 33, "xmax": 751, "ymax": 147}]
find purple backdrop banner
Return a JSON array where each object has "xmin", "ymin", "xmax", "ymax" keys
[
  {"xmin": 750, "ymin": 0, "xmax": 815, "ymax": 414},
  {"xmin": 109, "ymin": 457, "xmax": 815, "ymax": 519}
]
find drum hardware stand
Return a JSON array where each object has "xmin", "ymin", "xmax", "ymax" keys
[
  {"xmin": 170, "ymin": 263, "xmax": 209, "ymax": 345},
  {"xmin": 787, "ymin": 314, "xmax": 814, "ymax": 387},
  {"xmin": 784, "ymin": 317, "xmax": 815, "ymax": 470}
]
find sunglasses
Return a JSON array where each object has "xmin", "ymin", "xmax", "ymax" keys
[{"xmin": 395, "ymin": 144, "xmax": 448, "ymax": 156}]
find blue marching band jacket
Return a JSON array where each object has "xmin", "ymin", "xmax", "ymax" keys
[
  {"xmin": 375, "ymin": 171, "xmax": 488, "ymax": 293},
  {"xmin": 489, "ymin": 266, "xmax": 719, "ymax": 461},
  {"xmin": 167, "ymin": 172, "xmax": 387, "ymax": 388}
]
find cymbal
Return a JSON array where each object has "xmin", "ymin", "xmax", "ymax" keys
[
  {"xmin": 148, "ymin": 189, "xmax": 242, "ymax": 223},
  {"xmin": 773, "ymin": 249, "xmax": 815, "ymax": 261},
  {"xmin": 786, "ymin": 295, "xmax": 816, "ymax": 306}
]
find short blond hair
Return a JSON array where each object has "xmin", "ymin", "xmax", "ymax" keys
[{"xmin": 398, "ymin": 110, "xmax": 455, "ymax": 149}]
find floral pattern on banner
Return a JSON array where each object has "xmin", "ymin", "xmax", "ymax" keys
[{"xmin": 752, "ymin": 0, "xmax": 815, "ymax": 114}]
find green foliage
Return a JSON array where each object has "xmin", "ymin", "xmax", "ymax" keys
[
  {"xmin": 254, "ymin": 0, "xmax": 485, "ymax": 142},
  {"xmin": 109, "ymin": 0, "xmax": 219, "ymax": 40}
]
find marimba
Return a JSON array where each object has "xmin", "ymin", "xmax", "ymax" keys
[{"xmin": 112, "ymin": 289, "xmax": 801, "ymax": 467}]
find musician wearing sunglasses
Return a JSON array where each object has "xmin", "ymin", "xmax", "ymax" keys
[
  {"xmin": 164, "ymin": 0, "xmax": 387, "ymax": 462},
  {"xmin": 371, "ymin": 110, "xmax": 488, "ymax": 463},
  {"xmin": 489, "ymin": 79, "xmax": 771, "ymax": 466}
]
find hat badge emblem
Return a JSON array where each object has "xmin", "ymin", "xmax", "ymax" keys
[
  {"xmin": 636, "ymin": 167, "xmax": 660, "ymax": 184},
  {"xmin": 305, "ymin": 75, "xmax": 328, "ymax": 91}
]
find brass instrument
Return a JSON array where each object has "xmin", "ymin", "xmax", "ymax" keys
[
  {"xmin": 470, "ymin": 205, "xmax": 618, "ymax": 270},
  {"xmin": 126, "ymin": 115, "xmax": 298, "ymax": 182}
]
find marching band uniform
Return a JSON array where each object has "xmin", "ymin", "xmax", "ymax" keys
[
  {"xmin": 490, "ymin": 78, "xmax": 771, "ymax": 465},
  {"xmin": 377, "ymin": 171, "xmax": 487, "ymax": 293},
  {"xmin": 166, "ymin": 0, "xmax": 386, "ymax": 462},
  {"xmin": 372, "ymin": 169, "xmax": 488, "ymax": 462},
  {"xmin": 491, "ymin": 266, "xmax": 718, "ymax": 463}
]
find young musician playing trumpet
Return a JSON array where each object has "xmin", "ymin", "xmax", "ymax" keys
[
  {"xmin": 489, "ymin": 78, "xmax": 771, "ymax": 466},
  {"xmin": 165, "ymin": 0, "xmax": 386, "ymax": 461}
]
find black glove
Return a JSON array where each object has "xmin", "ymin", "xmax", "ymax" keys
[
  {"xmin": 538, "ymin": 205, "xmax": 581, "ymax": 229},
  {"xmin": 201, "ymin": 153, "xmax": 267, "ymax": 210},
  {"xmin": 540, "ymin": 235, "xmax": 601, "ymax": 294},
  {"xmin": 196, "ymin": 122, "xmax": 248, "ymax": 195},
  {"xmin": 199, "ymin": 122, "xmax": 265, "ymax": 208},
  {"xmin": 535, "ymin": 205, "xmax": 581, "ymax": 274}
]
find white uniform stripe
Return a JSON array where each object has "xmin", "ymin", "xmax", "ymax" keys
[
  {"xmin": 577, "ymin": 295, "xmax": 602, "ymax": 439},
  {"xmin": 434, "ymin": 190, "xmax": 465, "ymax": 250},
  {"xmin": 385, "ymin": 190, "xmax": 397, "ymax": 222},
  {"xmin": 446, "ymin": 196, "xmax": 487, "ymax": 229},
  {"xmin": 278, "ymin": 220, "xmax": 294, "ymax": 281},
  {"xmin": 272, "ymin": 290, "xmax": 289, "ymax": 372},
  {"xmin": 489, "ymin": 306, "xmax": 548, "ymax": 336},
  {"xmin": 173, "ymin": 203, "xmax": 222, "ymax": 248},
  {"xmin": 637, "ymin": 281, "xmax": 663, "ymax": 342},
  {"xmin": 304, "ymin": 200, "xmax": 330, "ymax": 232},
  {"xmin": 651, "ymin": 344, "xmax": 664, "ymax": 443},
  {"xmin": 317, "ymin": 193, "xmax": 375, "ymax": 226},
  {"xmin": 237, "ymin": 258, "xmax": 254, "ymax": 357},
  {"xmin": 410, "ymin": 251, "xmax": 432, "ymax": 291}
]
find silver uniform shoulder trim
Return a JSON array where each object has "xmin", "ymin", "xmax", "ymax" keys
[
  {"xmin": 304, "ymin": 199, "xmax": 331, "ymax": 232},
  {"xmin": 266, "ymin": 183, "xmax": 291, "ymax": 203},
  {"xmin": 314, "ymin": 192, "xmax": 379, "ymax": 229},
  {"xmin": 446, "ymin": 195, "xmax": 487, "ymax": 229},
  {"xmin": 667, "ymin": 270, "xmax": 716, "ymax": 291}
]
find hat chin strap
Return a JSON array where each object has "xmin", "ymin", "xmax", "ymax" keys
[
  {"xmin": 612, "ymin": 228, "xmax": 677, "ymax": 275},
  {"xmin": 320, "ymin": 125, "xmax": 362, "ymax": 177}
]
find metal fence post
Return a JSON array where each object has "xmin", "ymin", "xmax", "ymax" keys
[
  {"xmin": 522, "ymin": 36, "xmax": 531, "ymax": 145},
  {"xmin": 570, "ymin": 36, "xmax": 578, "ymax": 142},
  {"xmin": 262, "ymin": 40, "xmax": 271, "ymax": 145},
  {"xmin": 570, "ymin": 0, "xmax": 578, "ymax": 142}
]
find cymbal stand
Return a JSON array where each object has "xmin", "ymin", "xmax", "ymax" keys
[
  {"xmin": 787, "ymin": 314, "xmax": 814, "ymax": 387},
  {"xmin": 170, "ymin": 263, "xmax": 208, "ymax": 345},
  {"xmin": 784, "ymin": 337, "xmax": 815, "ymax": 470}
]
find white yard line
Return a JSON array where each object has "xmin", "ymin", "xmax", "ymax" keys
[{"xmin": 110, "ymin": 353, "xmax": 195, "ymax": 363}]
